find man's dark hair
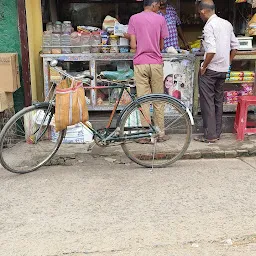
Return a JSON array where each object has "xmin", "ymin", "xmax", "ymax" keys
[
  {"xmin": 144, "ymin": 0, "xmax": 160, "ymax": 7},
  {"xmin": 198, "ymin": 1, "xmax": 215, "ymax": 11}
]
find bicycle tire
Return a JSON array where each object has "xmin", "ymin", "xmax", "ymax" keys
[
  {"xmin": 0, "ymin": 104, "xmax": 65, "ymax": 174},
  {"xmin": 119, "ymin": 95, "xmax": 192, "ymax": 168}
]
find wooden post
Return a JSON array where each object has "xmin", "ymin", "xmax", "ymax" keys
[{"xmin": 17, "ymin": 0, "xmax": 32, "ymax": 107}]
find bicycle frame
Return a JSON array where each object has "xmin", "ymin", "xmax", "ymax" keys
[
  {"xmin": 43, "ymin": 66, "xmax": 158, "ymax": 144},
  {"xmin": 82, "ymin": 83, "xmax": 157, "ymax": 143}
]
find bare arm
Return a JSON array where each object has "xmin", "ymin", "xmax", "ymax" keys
[
  {"xmin": 130, "ymin": 35, "xmax": 136, "ymax": 50},
  {"xmin": 230, "ymin": 49, "xmax": 237, "ymax": 63},
  {"xmin": 200, "ymin": 53, "xmax": 215, "ymax": 75},
  {"xmin": 123, "ymin": 33, "xmax": 130, "ymax": 40},
  {"xmin": 177, "ymin": 26, "xmax": 190, "ymax": 50},
  {"xmin": 202, "ymin": 53, "xmax": 215, "ymax": 69},
  {"xmin": 230, "ymin": 26, "xmax": 239, "ymax": 64},
  {"xmin": 160, "ymin": 38, "xmax": 164, "ymax": 51}
]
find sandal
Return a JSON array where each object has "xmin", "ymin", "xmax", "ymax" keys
[
  {"xmin": 157, "ymin": 135, "xmax": 170, "ymax": 142},
  {"xmin": 194, "ymin": 135, "xmax": 217, "ymax": 143},
  {"xmin": 135, "ymin": 138, "xmax": 152, "ymax": 144}
]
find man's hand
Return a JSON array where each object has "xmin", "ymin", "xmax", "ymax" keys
[
  {"xmin": 200, "ymin": 67, "xmax": 207, "ymax": 76},
  {"xmin": 184, "ymin": 43, "xmax": 191, "ymax": 51},
  {"xmin": 123, "ymin": 33, "xmax": 130, "ymax": 40}
]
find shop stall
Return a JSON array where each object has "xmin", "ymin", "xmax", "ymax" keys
[{"xmin": 40, "ymin": 0, "xmax": 256, "ymax": 117}]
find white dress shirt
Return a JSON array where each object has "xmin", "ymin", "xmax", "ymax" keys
[{"xmin": 202, "ymin": 14, "xmax": 239, "ymax": 73}]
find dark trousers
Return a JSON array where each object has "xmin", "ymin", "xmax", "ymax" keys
[{"xmin": 199, "ymin": 69, "xmax": 227, "ymax": 140}]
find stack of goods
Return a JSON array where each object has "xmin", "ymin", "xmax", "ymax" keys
[
  {"xmin": 226, "ymin": 71, "xmax": 255, "ymax": 83},
  {"xmin": 96, "ymin": 61, "xmax": 134, "ymax": 106},
  {"xmin": 224, "ymin": 83, "xmax": 253, "ymax": 104},
  {"xmin": 42, "ymin": 16, "xmax": 130, "ymax": 54},
  {"xmin": 239, "ymin": 83, "xmax": 253, "ymax": 96},
  {"xmin": 0, "ymin": 53, "xmax": 20, "ymax": 112},
  {"xmin": 224, "ymin": 91, "xmax": 239, "ymax": 104},
  {"xmin": 248, "ymin": 13, "xmax": 256, "ymax": 35}
]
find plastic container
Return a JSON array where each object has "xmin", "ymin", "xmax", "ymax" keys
[
  {"xmin": 70, "ymin": 32, "xmax": 81, "ymax": 53},
  {"xmin": 61, "ymin": 33, "xmax": 71, "ymax": 54},
  {"xmin": 51, "ymin": 33, "xmax": 61, "ymax": 54},
  {"xmin": 46, "ymin": 22, "xmax": 53, "ymax": 32},
  {"xmin": 80, "ymin": 32, "xmax": 91, "ymax": 53},
  {"xmin": 109, "ymin": 35, "xmax": 119, "ymax": 53},
  {"xmin": 119, "ymin": 46, "xmax": 130, "ymax": 53},
  {"xmin": 42, "ymin": 31, "xmax": 52, "ymax": 54},
  {"xmin": 91, "ymin": 31, "xmax": 101, "ymax": 53},
  {"xmin": 53, "ymin": 21, "xmax": 62, "ymax": 34},
  {"xmin": 62, "ymin": 21, "xmax": 72, "ymax": 34},
  {"xmin": 101, "ymin": 32, "xmax": 110, "ymax": 53},
  {"xmin": 117, "ymin": 61, "xmax": 130, "ymax": 72},
  {"xmin": 119, "ymin": 37, "xmax": 130, "ymax": 53}
]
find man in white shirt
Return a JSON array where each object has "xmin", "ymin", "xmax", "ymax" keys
[{"xmin": 195, "ymin": 0, "xmax": 239, "ymax": 143}]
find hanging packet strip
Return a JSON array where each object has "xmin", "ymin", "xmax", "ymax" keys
[{"xmin": 226, "ymin": 71, "xmax": 255, "ymax": 78}]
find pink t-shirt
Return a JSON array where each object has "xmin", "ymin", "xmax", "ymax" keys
[{"xmin": 128, "ymin": 11, "xmax": 169, "ymax": 65}]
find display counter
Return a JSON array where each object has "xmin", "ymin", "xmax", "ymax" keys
[
  {"xmin": 193, "ymin": 50, "xmax": 256, "ymax": 116},
  {"xmin": 41, "ymin": 53, "xmax": 195, "ymax": 111},
  {"xmin": 41, "ymin": 51, "xmax": 256, "ymax": 115}
]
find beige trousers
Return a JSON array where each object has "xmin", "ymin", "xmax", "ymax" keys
[{"xmin": 134, "ymin": 64, "xmax": 165, "ymax": 131}]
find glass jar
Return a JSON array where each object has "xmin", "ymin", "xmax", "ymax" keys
[
  {"xmin": 109, "ymin": 35, "xmax": 119, "ymax": 53},
  {"xmin": 70, "ymin": 32, "xmax": 81, "ymax": 53},
  {"xmin": 119, "ymin": 37, "xmax": 130, "ymax": 53},
  {"xmin": 80, "ymin": 32, "xmax": 91, "ymax": 53},
  {"xmin": 42, "ymin": 31, "xmax": 52, "ymax": 54},
  {"xmin": 53, "ymin": 21, "xmax": 62, "ymax": 34},
  {"xmin": 46, "ymin": 22, "xmax": 53, "ymax": 32},
  {"xmin": 61, "ymin": 33, "xmax": 71, "ymax": 54},
  {"xmin": 101, "ymin": 32, "xmax": 110, "ymax": 53},
  {"xmin": 62, "ymin": 21, "xmax": 72, "ymax": 34},
  {"xmin": 51, "ymin": 33, "xmax": 61, "ymax": 54},
  {"xmin": 91, "ymin": 31, "xmax": 101, "ymax": 53}
]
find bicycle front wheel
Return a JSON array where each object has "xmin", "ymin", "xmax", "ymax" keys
[
  {"xmin": 119, "ymin": 96, "xmax": 192, "ymax": 168},
  {"xmin": 0, "ymin": 104, "xmax": 65, "ymax": 174}
]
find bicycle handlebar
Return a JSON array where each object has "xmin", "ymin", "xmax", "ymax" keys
[{"xmin": 49, "ymin": 59, "xmax": 94, "ymax": 81}]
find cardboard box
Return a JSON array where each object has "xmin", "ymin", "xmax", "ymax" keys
[
  {"xmin": 0, "ymin": 92, "xmax": 14, "ymax": 112},
  {"xmin": 0, "ymin": 53, "xmax": 20, "ymax": 92}
]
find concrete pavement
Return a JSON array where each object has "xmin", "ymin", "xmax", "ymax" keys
[
  {"xmin": 45, "ymin": 133, "xmax": 256, "ymax": 167},
  {"xmin": 1, "ymin": 156, "xmax": 256, "ymax": 255}
]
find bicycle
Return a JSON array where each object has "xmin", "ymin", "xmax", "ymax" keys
[{"xmin": 0, "ymin": 60, "xmax": 194, "ymax": 174}]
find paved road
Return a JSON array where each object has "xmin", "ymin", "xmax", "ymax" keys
[{"xmin": 1, "ymin": 156, "xmax": 256, "ymax": 256}]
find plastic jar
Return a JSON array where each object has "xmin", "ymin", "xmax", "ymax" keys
[
  {"xmin": 70, "ymin": 32, "xmax": 81, "ymax": 53},
  {"xmin": 80, "ymin": 32, "xmax": 91, "ymax": 53},
  {"xmin": 109, "ymin": 35, "xmax": 119, "ymax": 53},
  {"xmin": 42, "ymin": 31, "xmax": 52, "ymax": 54},
  {"xmin": 91, "ymin": 31, "xmax": 101, "ymax": 53},
  {"xmin": 51, "ymin": 33, "xmax": 61, "ymax": 54},
  {"xmin": 62, "ymin": 21, "xmax": 72, "ymax": 34},
  {"xmin": 53, "ymin": 21, "xmax": 62, "ymax": 34},
  {"xmin": 101, "ymin": 32, "xmax": 110, "ymax": 53},
  {"xmin": 119, "ymin": 37, "xmax": 130, "ymax": 53},
  {"xmin": 46, "ymin": 22, "xmax": 53, "ymax": 32},
  {"xmin": 61, "ymin": 33, "xmax": 71, "ymax": 54}
]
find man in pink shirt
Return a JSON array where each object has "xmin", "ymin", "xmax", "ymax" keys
[{"xmin": 127, "ymin": 0, "xmax": 169, "ymax": 143}]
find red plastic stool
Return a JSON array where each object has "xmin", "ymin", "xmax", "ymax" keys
[{"xmin": 234, "ymin": 96, "xmax": 256, "ymax": 141}]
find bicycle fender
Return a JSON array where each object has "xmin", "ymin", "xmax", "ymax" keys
[{"xmin": 186, "ymin": 107, "xmax": 194, "ymax": 126}]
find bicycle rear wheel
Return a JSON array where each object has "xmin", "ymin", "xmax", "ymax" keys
[
  {"xmin": 0, "ymin": 104, "xmax": 65, "ymax": 174},
  {"xmin": 119, "ymin": 95, "xmax": 192, "ymax": 168}
]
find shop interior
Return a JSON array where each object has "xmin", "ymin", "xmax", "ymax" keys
[{"xmin": 40, "ymin": 0, "xmax": 256, "ymax": 111}]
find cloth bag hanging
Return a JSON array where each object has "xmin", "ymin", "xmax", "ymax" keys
[{"xmin": 55, "ymin": 79, "xmax": 89, "ymax": 132}]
